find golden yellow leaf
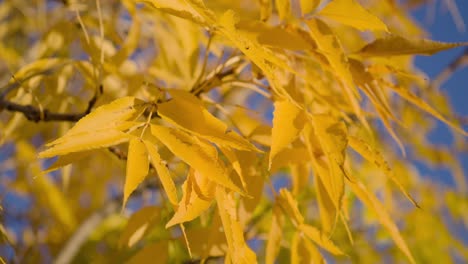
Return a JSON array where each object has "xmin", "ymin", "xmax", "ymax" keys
[
  {"xmin": 39, "ymin": 97, "xmax": 144, "ymax": 158},
  {"xmin": 128, "ymin": 242, "xmax": 168, "ymax": 264},
  {"xmin": 299, "ymin": 224, "xmax": 345, "ymax": 255},
  {"xmin": 314, "ymin": 170, "xmax": 337, "ymax": 233},
  {"xmin": 311, "ymin": 115, "xmax": 347, "ymax": 210},
  {"xmin": 58, "ymin": 97, "xmax": 144, "ymax": 138},
  {"xmin": 258, "ymin": 0, "xmax": 272, "ymax": 21},
  {"xmin": 346, "ymin": 175, "xmax": 416, "ymax": 264},
  {"xmin": 150, "ymin": 125, "xmax": 242, "ymax": 193},
  {"xmin": 39, "ymin": 130, "xmax": 131, "ymax": 158},
  {"xmin": 269, "ymin": 100, "xmax": 306, "ymax": 169},
  {"xmin": 166, "ymin": 169, "xmax": 215, "ymax": 227},
  {"xmin": 119, "ymin": 206, "xmax": 161, "ymax": 248},
  {"xmin": 358, "ymin": 35, "xmax": 468, "ymax": 56},
  {"xmin": 124, "ymin": 138, "xmax": 149, "ymax": 208},
  {"xmin": 17, "ymin": 141, "xmax": 77, "ymax": 231},
  {"xmin": 185, "ymin": 211, "xmax": 227, "ymax": 259},
  {"xmin": 348, "ymin": 136, "xmax": 419, "ymax": 207},
  {"xmin": 306, "ymin": 19, "xmax": 370, "ymax": 130},
  {"xmin": 265, "ymin": 204, "xmax": 284, "ymax": 264},
  {"xmin": 277, "ymin": 188, "xmax": 304, "ymax": 225},
  {"xmin": 384, "ymin": 82, "xmax": 467, "ymax": 136},
  {"xmin": 317, "ymin": 0, "xmax": 388, "ymax": 32},
  {"xmin": 143, "ymin": 140, "xmax": 179, "ymax": 206},
  {"xmin": 300, "ymin": 0, "xmax": 321, "ymax": 16},
  {"xmin": 275, "ymin": 0, "xmax": 291, "ymax": 21},
  {"xmin": 291, "ymin": 231, "xmax": 325, "ymax": 264},
  {"xmin": 216, "ymin": 187, "xmax": 257, "ymax": 264},
  {"xmin": 139, "ymin": 0, "xmax": 206, "ymax": 25},
  {"xmin": 42, "ymin": 151, "xmax": 94, "ymax": 174},
  {"xmin": 270, "ymin": 147, "xmax": 309, "ymax": 173},
  {"xmin": 237, "ymin": 21, "xmax": 311, "ymax": 50},
  {"xmin": 157, "ymin": 89, "xmax": 257, "ymax": 151}
]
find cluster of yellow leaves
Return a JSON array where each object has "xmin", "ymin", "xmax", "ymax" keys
[{"xmin": 1, "ymin": 0, "xmax": 466, "ymax": 263}]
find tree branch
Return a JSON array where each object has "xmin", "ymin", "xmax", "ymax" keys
[{"xmin": 0, "ymin": 85, "xmax": 102, "ymax": 123}]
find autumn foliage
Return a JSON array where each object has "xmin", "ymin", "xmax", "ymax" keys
[{"xmin": 1, "ymin": 0, "xmax": 467, "ymax": 263}]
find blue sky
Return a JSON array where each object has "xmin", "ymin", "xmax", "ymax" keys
[{"xmin": 410, "ymin": 1, "xmax": 467, "ymax": 186}]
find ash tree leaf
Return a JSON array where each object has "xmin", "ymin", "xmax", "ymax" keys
[
  {"xmin": 150, "ymin": 125, "xmax": 243, "ymax": 193},
  {"xmin": 269, "ymin": 100, "xmax": 306, "ymax": 169},
  {"xmin": 299, "ymin": 224, "xmax": 345, "ymax": 256},
  {"xmin": 124, "ymin": 138, "xmax": 150, "ymax": 208},
  {"xmin": 216, "ymin": 187, "xmax": 257, "ymax": 264},
  {"xmin": 348, "ymin": 136, "xmax": 419, "ymax": 207},
  {"xmin": 316, "ymin": 0, "xmax": 388, "ymax": 32},
  {"xmin": 39, "ymin": 97, "xmax": 144, "ymax": 158},
  {"xmin": 143, "ymin": 140, "xmax": 179, "ymax": 207},
  {"xmin": 346, "ymin": 174, "xmax": 416, "ymax": 264},
  {"xmin": 166, "ymin": 169, "xmax": 215, "ymax": 227},
  {"xmin": 119, "ymin": 206, "xmax": 161, "ymax": 248},
  {"xmin": 357, "ymin": 35, "xmax": 468, "ymax": 57},
  {"xmin": 311, "ymin": 115, "xmax": 348, "ymax": 212},
  {"xmin": 265, "ymin": 204, "xmax": 285, "ymax": 264},
  {"xmin": 157, "ymin": 89, "xmax": 258, "ymax": 151}
]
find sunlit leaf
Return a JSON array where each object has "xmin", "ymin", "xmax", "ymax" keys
[
  {"xmin": 124, "ymin": 138, "xmax": 149, "ymax": 207},
  {"xmin": 119, "ymin": 206, "xmax": 161, "ymax": 248},
  {"xmin": 358, "ymin": 35, "xmax": 468, "ymax": 56},
  {"xmin": 143, "ymin": 140, "xmax": 179, "ymax": 206},
  {"xmin": 317, "ymin": 0, "xmax": 388, "ymax": 32},
  {"xmin": 166, "ymin": 169, "xmax": 215, "ymax": 227},
  {"xmin": 300, "ymin": 224, "xmax": 345, "ymax": 255},
  {"xmin": 216, "ymin": 187, "xmax": 257, "ymax": 264},
  {"xmin": 346, "ymin": 174, "xmax": 416, "ymax": 264},
  {"xmin": 150, "ymin": 125, "xmax": 242, "ymax": 193},
  {"xmin": 348, "ymin": 136, "xmax": 419, "ymax": 207},
  {"xmin": 269, "ymin": 100, "xmax": 306, "ymax": 169},
  {"xmin": 158, "ymin": 89, "xmax": 258, "ymax": 151}
]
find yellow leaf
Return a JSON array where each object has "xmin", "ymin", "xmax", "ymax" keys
[
  {"xmin": 346, "ymin": 175, "xmax": 416, "ymax": 264},
  {"xmin": 143, "ymin": 141, "xmax": 179, "ymax": 206},
  {"xmin": 317, "ymin": 0, "xmax": 388, "ymax": 32},
  {"xmin": 166, "ymin": 169, "xmax": 215, "ymax": 227},
  {"xmin": 43, "ymin": 151, "xmax": 94, "ymax": 174},
  {"xmin": 384, "ymin": 82, "xmax": 468, "ymax": 136},
  {"xmin": 314, "ymin": 170, "xmax": 337, "ymax": 234},
  {"xmin": 358, "ymin": 35, "xmax": 468, "ymax": 57},
  {"xmin": 236, "ymin": 21, "xmax": 311, "ymax": 51},
  {"xmin": 265, "ymin": 204, "xmax": 284, "ymax": 264},
  {"xmin": 124, "ymin": 138, "xmax": 149, "ymax": 208},
  {"xmin": 157, "ymin": 89, "xmax": 257, "ymax": 151},
  {"xmin": 258, "ymin": 0, "xmax": 272, "ymax": 21},
  {"xmin": 10, "ymin": 58, "xmax": 70, "ymax": 84},
  {"xmin": 39, "ymin": 129, "xmax": 131, "ymax": 158},
  {"xmin": 300, "ymin": 224, "xmax": 345, "ymax": 256},
  {"xmin": 17, "ymin": 141, "xmax": 77, "ymax": 231},
  {"xmin": 216, "ymin": 187, "xmax": 257, "ymax": 264},
  {"xmin": 151, "ymin": 125, "xmax": 242, "ymax": 193},
  {"xmin": 139, "ymin": 0, "xmax": 206, "ymax": 25},
  {"xmin": 59, "ymin": 97, "xmax": 144, "ymax": 138},
  {"xmin": 348, "ymin": 136, "xmax": 419, "ymax": 207},
  {"xmin": 277, "ymin": 188, "xmax": 304, "ymax": 225},
  {"xmin": 311, "ymin": 115, "xmax": 347, "ymax": 210},
  {"xmin": 300, "ymin": 0, "xmax": 321, "ymax": 16},
  {"xmin": 128, "ymin": 242, "xmax": 168, "ymax": 264},
  {"xmin": 119, "ymin": 206, "xmax": 161, "ymax": 248},
  {"xmin": 291, "ymin": 231, "xmax": 325, "ymax": 264},
  {"xmin": 39, "ymin": 97, "xmax": 144, "ymax": 158},
  {"xmin": 269, "ymin": 100, "xmax": 306, "ymax": 169},
  {"xmin": 275, "ymin": 0, "xmax": 291, "ymax": 21},
  {"xmin": 185, "ymin": 211, "xmax": 227, "ymax": 259},
  {"xmin": 270, "ymin": 147, "xmax": 309, "ymax": 173},
  {"xmin": 306, "ymin": 19, "xmax": 370, "ymax": 131}
]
